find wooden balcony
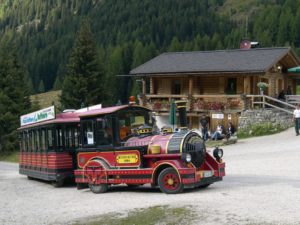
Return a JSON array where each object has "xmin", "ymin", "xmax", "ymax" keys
[{"xmin": 143, "ymin": 94, "xmax": 245, "ymax": 113}]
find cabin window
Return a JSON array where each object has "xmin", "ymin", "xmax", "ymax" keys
[
  {"xmin": 47, "ymin": 128, "xmax": 54, "ymax": 148},
  {"xmin": 56, "ymin": 126, "xmax": 63, "ymax": 148},
  {"xmin": 31, "ymin": 130, "xmax": 35, "ymax": 152},
  {"xmin": 82, "ymin": 120, "xmax": 96, "ymax": 146},
  {"xmin": 172, "ymin": 80, "xmax": 181, "ymax": 94},
  {"xmin": 226, "ymin": 78, "xmax": 237, "ymax": 94},
  {"xmin": 36, "ymin": 129, "xmax": 40, "ymax": 152},
  {"xmin": 96, "ymin": 118, "xmax": 112, "ymax": 146},
  {"xmin": 27, "ymin": 131, "xmax": 31, "ymax": 152},
  {"xmin": 74, "ymin": 128, "xmax": 79, "ymax": 147},
  {"xmin": 64, "ymin": 127, "xmax": 72, "ymax": 148},
  {"xmin": 22, "ymin": 131, "xmax": 27, "ymax": 152},
  {"xmin": 145, "ymin": 78, "xmax": 150, "ymax": 94},
  {"xmin": 41, "ymin": 129, "xmax": 46, "ymax": 151}
]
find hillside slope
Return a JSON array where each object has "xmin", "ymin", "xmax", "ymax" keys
[{"xmin": 0, "ymin": 0, "xmax": 300, "ymax": 96}]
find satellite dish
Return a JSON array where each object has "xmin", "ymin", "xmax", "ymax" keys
[{"xmin": 240, "ymin": 40, "xmax": 251, "ymax": 49}]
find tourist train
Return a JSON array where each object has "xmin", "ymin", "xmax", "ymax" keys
[{"xmin": 18, "ymin": 99, "xmax": 225, "ymax": 194}]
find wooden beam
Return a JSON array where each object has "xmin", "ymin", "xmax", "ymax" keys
[{"xmin": 188, "ymin": 77, "xmax": 193, "ymax": 95}]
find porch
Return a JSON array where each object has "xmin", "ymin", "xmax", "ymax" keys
[{"xmin": 142, "ymin": 94, "xmax": 245, "ymax": 113}]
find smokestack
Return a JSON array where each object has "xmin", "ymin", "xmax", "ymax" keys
[{"xmin": 175, "ymin": 100, "xmax": 187, "ymax": 128}]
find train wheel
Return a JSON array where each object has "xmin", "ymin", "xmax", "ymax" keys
[
  {"xmin": 158, "ymin": 168, "xmax": 184, "ymax": 194},
  {"xmin": 89, "ymin": 184, "xmax": 108, "ymax": 194},
  {"xmin": 27, "ymin": 176, "xmax": 33, "ymax": 180}
]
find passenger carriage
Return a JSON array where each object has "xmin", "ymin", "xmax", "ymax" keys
[{"xmin": 18, "ymin": 106, "xmax": 80, "ymax": 187}]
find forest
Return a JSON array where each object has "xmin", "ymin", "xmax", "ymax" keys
[
  {"xmin": 1, "ymin": 0, "xmax": 300, "ymax": 98},
  {"xmin": 1, "ymin": 0, "xmax": 300, "ymax": 152}
]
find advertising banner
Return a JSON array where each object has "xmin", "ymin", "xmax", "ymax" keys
[{"xmin": 20, "ymin": 106, "xmax": 55, "ymax": 126}]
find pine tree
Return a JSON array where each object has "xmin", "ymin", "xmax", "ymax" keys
[
  {"xmin": 61, "ymin": 20, "xmax": 106, "ymax": 109},
  {"xmin": 168, "ymin": 37, "xmax": 181, "ymax": 52},
  {"xmin": 105, "ymin": 45, "xmax": 126, "ymax": 105},
  {"xmin": 0, "ymin": 44, "xmax": 31, "ymax": 152}
]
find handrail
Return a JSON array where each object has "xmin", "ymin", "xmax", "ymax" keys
[
  {"xmin": 145, "ymin": 94, "xmax": 188, "ymax": 98},
  {"xmin": 246, "ymin": 94, "xmax": 296, "ymax": 114}
]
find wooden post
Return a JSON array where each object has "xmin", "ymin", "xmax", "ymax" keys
[
  {"xmin": 150, "ymin": 78, "xmax": 154, "ymax": 94},
  {"xmin": 188, "ymin": 77, "xmax": 193, "ymax": 95},
  {"xmin": 188, "ymin": 77, "xmax": 193, "ymax": 111},
  {"xmin": 142, "ymin": 79, "xmax": 146, "ymax": 95}
]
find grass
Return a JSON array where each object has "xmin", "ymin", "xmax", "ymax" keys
[
  {"xmin": 30, "ymin": 90, "xmax": 61, "ymax": 110},
  {"xmin": 219, "ymin": 0, "xmax": 262, "ymax": 21},
  {"xmin": 0, "ymin": 151, "xmax": 19, "ymax": 163},
  {"xmin": 205, "ymin": 140, "xmax": 224, "ymax": 147},
  {"xmin": 237, "ymin": 122, "xmax": 287, "ymax": 139},
  {"xmin": 74, "ymin": 205, "xmax": 196, "ymax": 225},
  {"xmin": 297, "ymin": 85, "xmax": 300, "ymax": 95}
]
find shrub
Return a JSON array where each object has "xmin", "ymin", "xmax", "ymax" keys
[{"xmin": 237, "ymin": 122, "xmax": 287, "ymax": 139}]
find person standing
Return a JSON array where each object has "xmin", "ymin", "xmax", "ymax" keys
[
  {"xmin": 293, "ymin": 104, "xmax": 300, "ymax": 136},
  {"xmin": 200, "ymin": 116, "xmax": 209, "ymax": 141}
]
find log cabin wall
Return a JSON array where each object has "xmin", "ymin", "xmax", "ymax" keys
[
  {"xmin": 236, "ymin": 76, "xmax": 244, "ymax": 93},
  {"xmin": 243, "ymin": 76, "xmax": 251, "ymax": 94},
  {"xmin": 156, "ymin": 78, "xmax": 171, "ymax": 94},
  {"xmin": 197, "ymin": 77, "xmax": 219, "ymax": 94}
]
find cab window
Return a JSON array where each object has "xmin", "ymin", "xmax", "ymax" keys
[
  {"xmin": 82, "ymin": 120, "xmax": 96, "ymax": 146},
  {"xmin": 118, "ymin": 109, "xmax": 152, "ymax": 141},
  {"xmin": 96, "ymin": 117, "xmax": 112, "ymax": 146}
]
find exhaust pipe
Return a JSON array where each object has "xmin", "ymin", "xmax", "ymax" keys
[{"xmin": 175, "ymin": 100, "xmax": 187, "ymax": 128}]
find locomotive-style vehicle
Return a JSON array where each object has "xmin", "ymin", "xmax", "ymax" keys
[{"xmin": 19, "ymin": 100, "xmax": 225, "ymax": 194}]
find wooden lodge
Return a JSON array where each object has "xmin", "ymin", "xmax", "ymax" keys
[{"xmin": 129, "ymin": 47, "xmax": 300, "ymax": 131}]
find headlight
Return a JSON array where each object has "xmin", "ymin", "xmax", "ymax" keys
[
  {"xmin": 186, "ymin": 153, "xmax": 192, "ymax": 163},
  {"xmin": 182, "ymin": 153, "xmax": 192, "ymax": 163},
  {"xmin": 213, "ymin": 147, "xmax": 223, "ymax": 162}
]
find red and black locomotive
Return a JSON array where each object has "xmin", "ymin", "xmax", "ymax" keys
[{"xmin": 19, "ymin": 100, "xmax": 225, "ymax": 194}]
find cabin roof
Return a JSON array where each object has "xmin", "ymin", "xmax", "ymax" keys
[
  {"xmin": 18, "ymin": 105, "xmax": 151, "ymax": 130},
  {"xmin": 78, "ymin": 105, "xmax": 150, "ymax": 118},
  {"xmin": 18, "ymin": 112, "xmax": 80, "ymax": 130},
  {"xmin": 130, "ymin": 47, "xmax": 300, "ymax": 75}
]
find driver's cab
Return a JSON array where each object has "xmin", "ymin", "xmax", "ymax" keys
[{"xmin": 79, "ymin": 106, "xmax": 154, "ymax": 149}]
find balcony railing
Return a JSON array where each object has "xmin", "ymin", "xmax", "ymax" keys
[
  {"xmin": 143, "ymin": 94, "xmax": 244, "ymax": 112},
  {"xmin": 144, "ymin": 94, "xmax": 188, "ymax": 111}
]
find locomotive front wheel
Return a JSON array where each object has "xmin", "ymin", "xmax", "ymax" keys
[
  {"xmin": 89, "ymin": 184, "xmax": 108, "ymax": 194},
  {"xmin": 158, "ymin": 168, "xmax": 184, "ymax": 194}
]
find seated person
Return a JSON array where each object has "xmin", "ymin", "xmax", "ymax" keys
[
  {"xmin": 226, "ymin": 122, "xmax": 236, "ymax": 139},
  {"xmin": 120, "ymin": 126, "xmax": 130, "ymax": 140},
  {"xmin": 211, "ymin": 124, "xmax": 224, "ymax": 140}
]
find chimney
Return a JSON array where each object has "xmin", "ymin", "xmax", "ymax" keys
[{"xmin": 175, "ymin": 100, "xmax": 187, "ymax": 128}]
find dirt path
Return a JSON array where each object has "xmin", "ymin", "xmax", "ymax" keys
[{"xmin": 0, "ymin": 128, "xmax": 299, "ymax": 225}]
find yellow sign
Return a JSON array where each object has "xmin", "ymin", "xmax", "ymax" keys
[{"xmin": 116, "ymin": 154, "xmax": 139, "ymax": 164}]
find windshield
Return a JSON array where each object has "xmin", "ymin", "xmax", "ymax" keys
[{"xmin": 118, "ymin": 109, "xmax": 153, "ymax": 141}]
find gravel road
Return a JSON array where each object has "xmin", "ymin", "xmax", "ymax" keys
[{"xmin": 0, "ymin": 128, "xmax": 300, "ymax": 225}]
